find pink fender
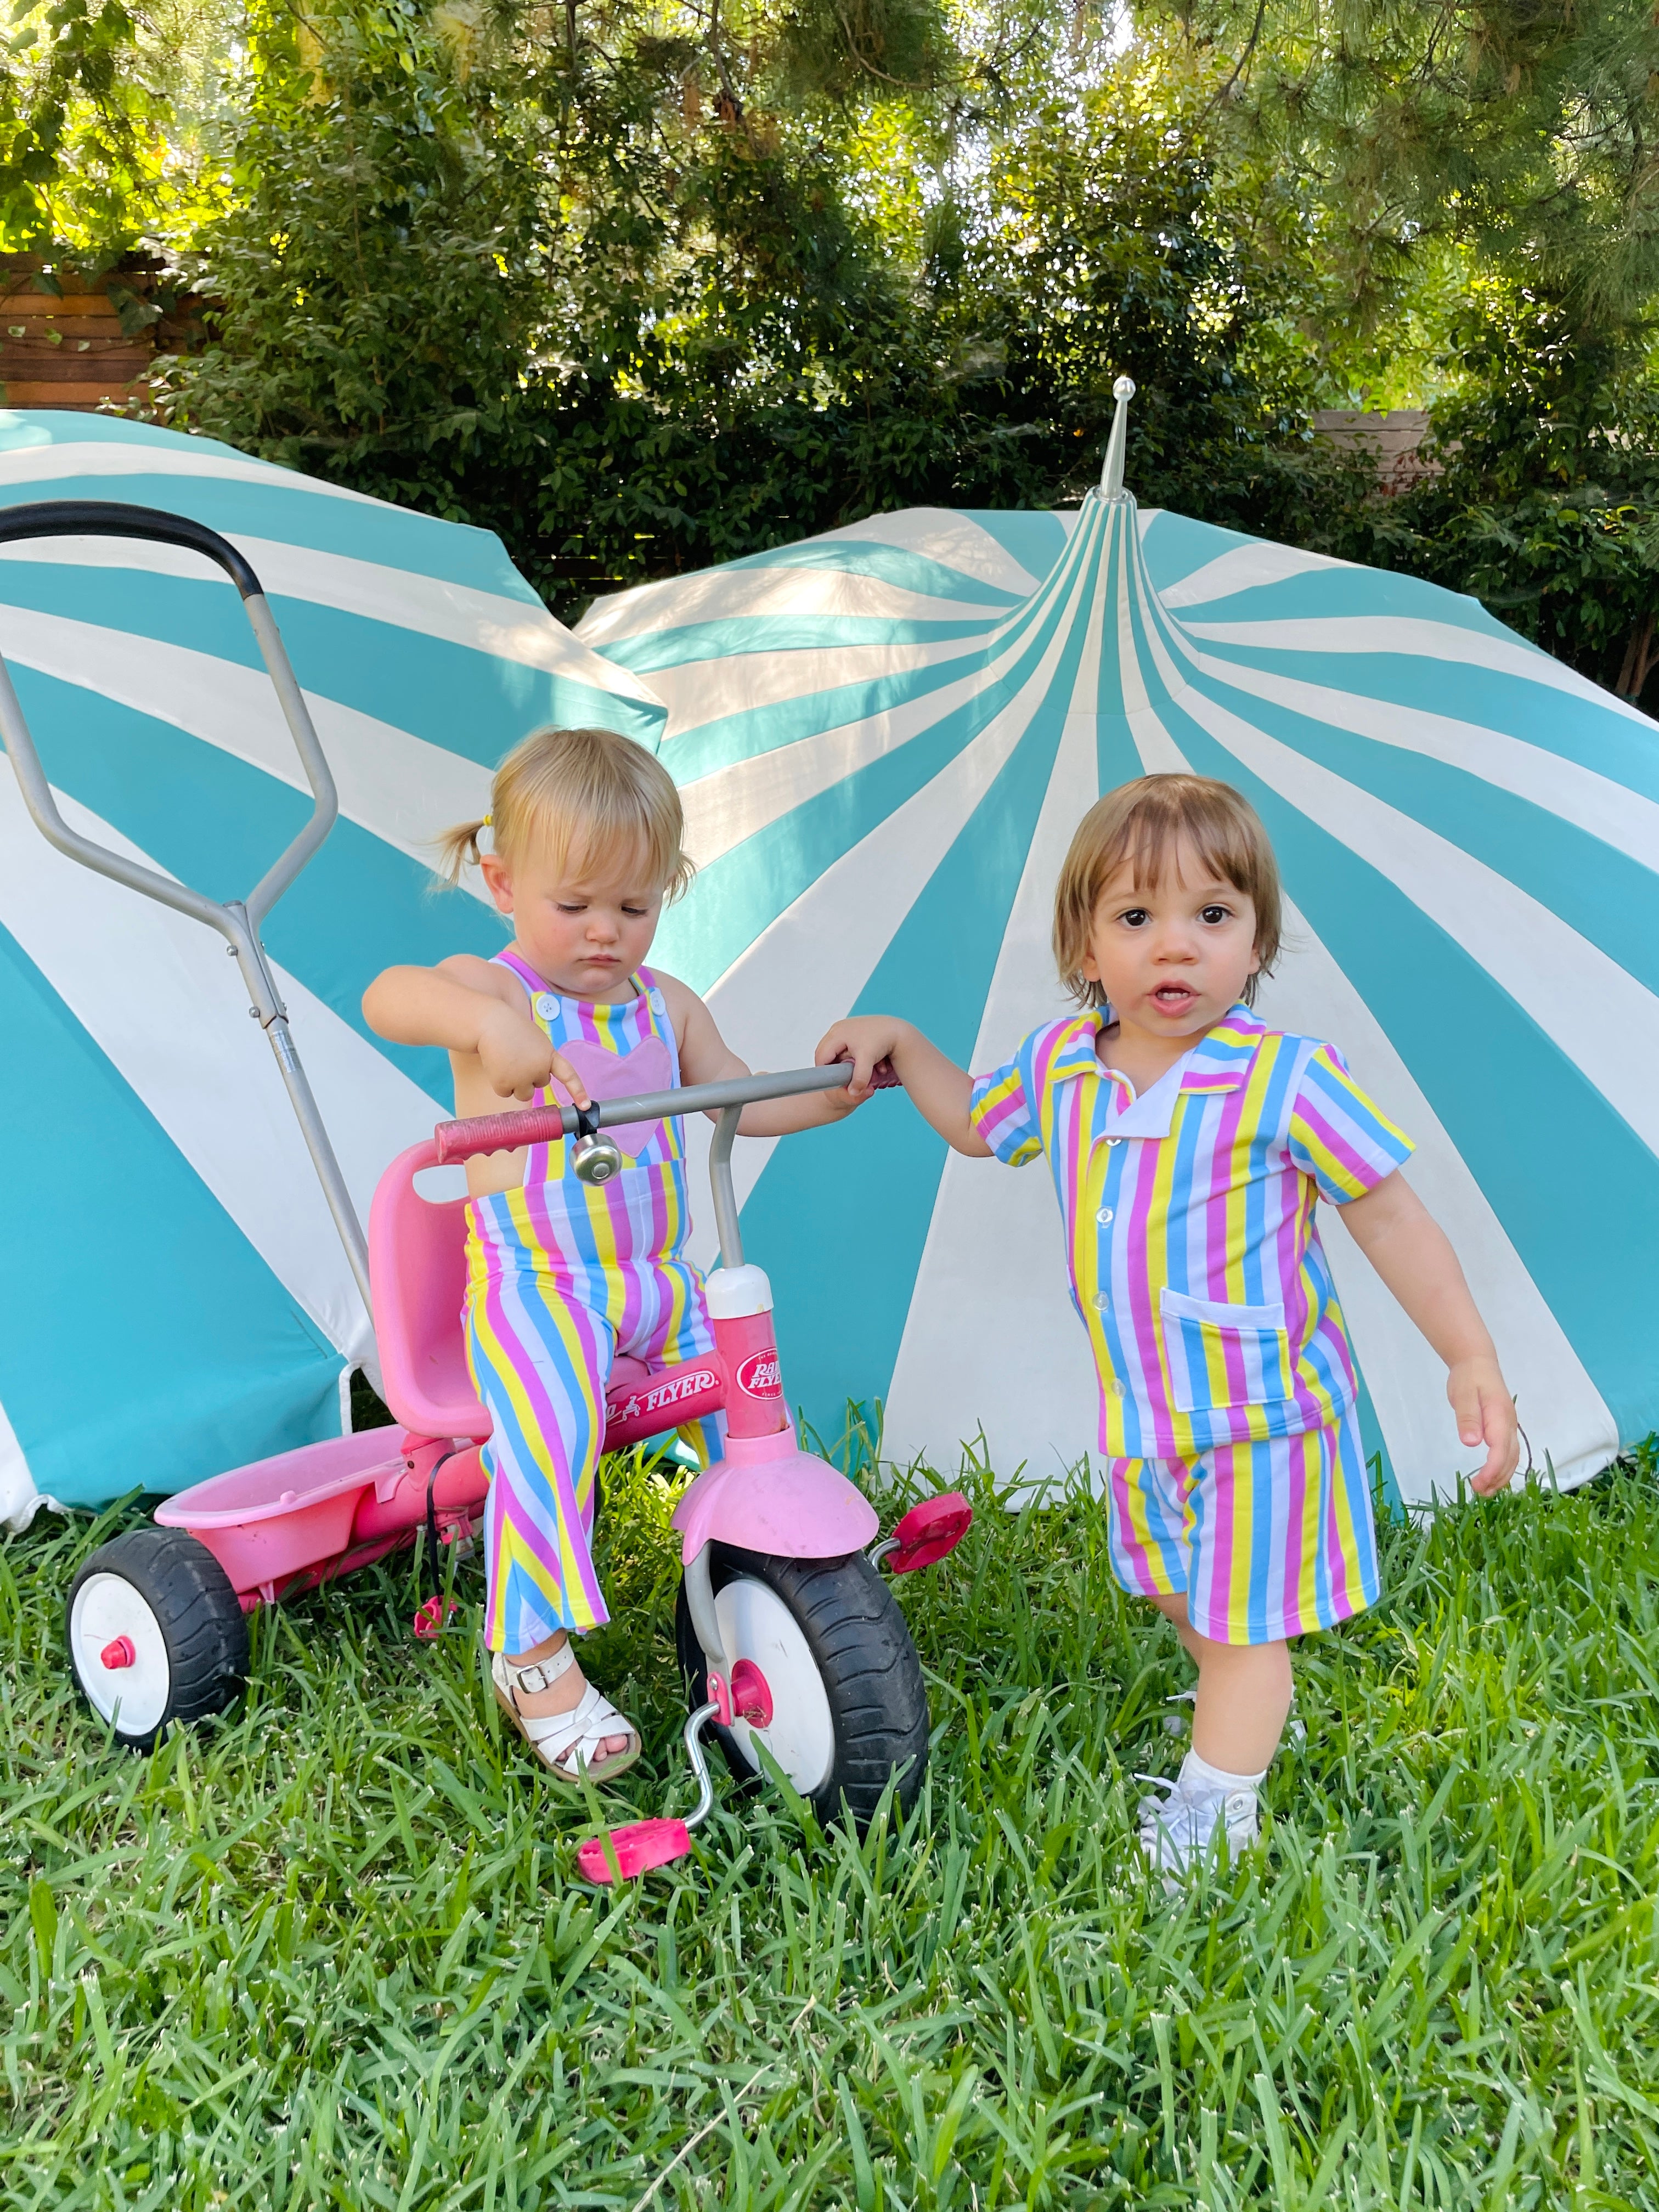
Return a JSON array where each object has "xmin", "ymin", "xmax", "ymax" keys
[{"xmin": 670, "ymin": 1429, "xmax": 879, "ymax": 1564}]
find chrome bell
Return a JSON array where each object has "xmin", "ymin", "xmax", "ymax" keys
[{"xmin": 571, "ymin": 1103, "xmax": 623, "ymax": 1186}]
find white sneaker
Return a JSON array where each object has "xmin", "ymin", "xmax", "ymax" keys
[{"xmin": 1136, "ymin": 1770, "xmax": 1260, "ymax": 1878}]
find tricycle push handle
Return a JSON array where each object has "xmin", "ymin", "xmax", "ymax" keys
[
  {"xmin": 0, "ymin": 500, "xmax": 339, "ymax": 932},
  {"xmin": 0, "ymin": 500, "xmax": 371, "ymax": 1314},
  {"xmin": 0, "ymin": 499, "xmax": 267, "ymax": 594}
]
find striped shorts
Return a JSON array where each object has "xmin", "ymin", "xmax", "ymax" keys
[{"xmin": 1105, "ymin": 1401, "xmax": 1380, "ymax": 1645}]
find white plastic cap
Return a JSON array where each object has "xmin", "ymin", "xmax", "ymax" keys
[
  {"xmin": 1114, "ymin": 374, "xmax": 1136, "ymax": 400},
  {"xmin": 703, "ymin": 1263, "xmax": 774, "ymax": 1319}
]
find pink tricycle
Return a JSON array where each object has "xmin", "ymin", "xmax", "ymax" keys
[{"xmin": 1, "ymin": 502, "xmax": 970, "ymax": 1880}]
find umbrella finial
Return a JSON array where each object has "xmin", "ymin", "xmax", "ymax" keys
[{"xmin": 1101, "ymin": 375, "xmax": 1136, "ymax": 499}]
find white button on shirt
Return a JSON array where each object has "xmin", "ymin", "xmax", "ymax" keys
[{"xmin": 535, "ymin": 993, "xmax": 558, "ymax": 1020}]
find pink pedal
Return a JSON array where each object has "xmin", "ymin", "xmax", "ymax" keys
[
  {"xmin": 412, "ymin": 1595, "xmax": 459, "ymax": 1640},
  {"xmin": 887, "ymin": 1491, "xmax": 974, "ymax": 1573},
  {"xmin": 577, "ymin": 1818, "xmax": 693, "ymax": 1884}
]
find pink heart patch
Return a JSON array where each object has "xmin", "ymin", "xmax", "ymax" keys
[{"xmin": 550, "ymin": 1035, "xmax": 675, "ymax": 1159}]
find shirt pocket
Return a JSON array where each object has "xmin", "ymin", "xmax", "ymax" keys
[{"xmin": 1158, "ymin": 1286, "xmax": 1295, "ymax": 1414}]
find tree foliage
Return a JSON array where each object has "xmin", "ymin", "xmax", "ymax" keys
[
  {"xmin": 0, "ymin": 0, "xmax": 169, "ymax": 255},
  {"xmin": 7, "ymin": 0, "xmax": 1659, "ymax": 686},
  {"xmin": 1169, "ymin": 0, "xmax": 1659, "ymax": 691},
  {"xmin": 0, "ymin": 0, "xmax": 230, "ymax": 261},
  {"xmin": 128, "ymin": 0, "xmax": 1354, "ymax": 608}
]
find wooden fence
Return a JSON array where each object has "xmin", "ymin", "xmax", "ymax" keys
[
  {"xmin": 1312, "ymin": 409, "xmax": 1436, "ymax": 494},
  {"xmin": 0, "ymin": 258, "xmax": 201, "ymax": 412}
]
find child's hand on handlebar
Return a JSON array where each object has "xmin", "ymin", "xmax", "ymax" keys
[
  {"xmin": 817, "ymin": 1017, "xmax": 910, "ymax": 1104},
  {"xmin": 476, "ymin": 1004, "xmax": 592, "ymax": 1106}
]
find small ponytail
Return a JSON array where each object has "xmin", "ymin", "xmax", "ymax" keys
[
  {"xmin": 433, "ymin": 815, "xmax": 490, "ymax": 884},
  {"xmin": 430, "ymin": 728, "xmax": 690, "ymax": 900}
]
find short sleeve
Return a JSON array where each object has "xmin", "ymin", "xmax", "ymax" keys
[
  {"xmin": 968, "ymin": 1056, "xmax": 1043, "ymax": 1166},
  {"xmin": 1287, "ymin": 1044, "xmax": 1414, "ymax": 1203}
]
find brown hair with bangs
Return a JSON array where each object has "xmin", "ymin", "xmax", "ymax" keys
[
  {"xmin": 1052, "ymin": 774, "xmax": 1282, "ymax": 1009},
  {"xmin": 433, "ymin": 725, "xmax": 694, "ymax": 901}
]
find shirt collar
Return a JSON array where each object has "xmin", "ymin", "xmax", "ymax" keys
[
  {"xmin": 1178, "ymin": 1005, "xmax": 1262, "ymax": 1094},
  {"xmin": 1046, "ymin": 1015, "xmax": 1109, "ymax": 1090},
  {"xmin": 1050, "ymin": 1002, "xmax": 1261, "ymax": 1128}
]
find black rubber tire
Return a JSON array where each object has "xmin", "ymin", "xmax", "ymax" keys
[
  {"xmin": 66, "ymin": 1527, "xmax": 249, "ymax": 1751},
  {"xmin": 675, "ymin": 1543, "xmax": 930, "ymax": 1835}
]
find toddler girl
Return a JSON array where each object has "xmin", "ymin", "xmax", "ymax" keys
[
  {"xmin": 819, "ymin": 772, "xmax": 1517, "ymax": 1875},
  {"xmin": 364, "ymin": 726, "xmax": 860, "ymax": 1785}
]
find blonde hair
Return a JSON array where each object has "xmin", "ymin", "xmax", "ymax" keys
[
  {"xmin": 1053, "ymin": 774, "xmax": 1283, "ymax": 1009},
  {"xmin": 435, "ymin": 726, "xmax": 694, "ymax": 899}
]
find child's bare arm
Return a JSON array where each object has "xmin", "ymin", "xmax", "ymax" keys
[
  {"xmin": 815, "ymin": 1017, "xmax": 991, "ymax": 1156},
  {"xmin": 1339, "ymin": 1171, "xmax": 1517, "ymax": 1495},
  {"xmin": 658, "ymin": 976, "xmax": 866, "ymax": 1135},
  {"xmin": 363, "ymin": 956, "xmax": 591, "ymax": 1105}
]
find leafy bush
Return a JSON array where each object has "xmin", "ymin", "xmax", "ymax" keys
[
  {"xmin": 18, "ymin": 0, "xmax": 1659, "ymax": 672},
  {"xmin": 141, "ymin": 1, "xmax": 1360, "ymax": 615},
  {"xmin": 1321, "ymin": 300, "xmax": 1659, "ymax": 701}
]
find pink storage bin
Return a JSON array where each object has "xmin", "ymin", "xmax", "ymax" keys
[{"xmin": 156, "ymin": 1429, "xmax": 403, "ymax": 1593}]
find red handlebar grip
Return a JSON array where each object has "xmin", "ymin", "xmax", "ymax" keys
[
  {"xmin": 832, "ymin": 1052, "xmax": 901, "ymax": 1091},
  {"xmin": 434, "ymin": 1104, "xmax": 572, "ymax": 1166}
]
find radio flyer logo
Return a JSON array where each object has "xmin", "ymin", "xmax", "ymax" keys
[
  {"xmin": 736, "ymin": 1351, "xmax": 783, "ymax": 1400},
  {"xmin": 609, "ymin": 1366, "xmax": 721, "ymax": 1425}
]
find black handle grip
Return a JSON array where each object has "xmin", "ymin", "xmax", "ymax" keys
[{"xmin": 0, "ymin": 499, "xmax": 266, "ymax": 600}]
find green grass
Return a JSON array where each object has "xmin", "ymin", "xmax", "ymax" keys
[{"xmin": 7, "ymin": 1446, "xmax": 1659, "ymax": 2209}]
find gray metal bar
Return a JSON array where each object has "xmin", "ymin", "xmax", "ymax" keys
[
  {"xmin": 0, "ymin": 507, "xmax": 369, "ymax": 1319},
  {"xmin": 680, "ymin": 1702, "xmax": 720, "ymax": 1831},
  {"xmin": 241, "ymin": 594, "xmax": 340, "ymax": 927},
  {"xmin": 684, "ymin": 1547, "xmax": 728, "ymax": 1674},
  {"xmin": 264, "ymin": 1011, "xmax": 373, "ymax": 1312},
  {"xmin": 0, "ymin": 651, "xmax": 228, "ymax": 933},
  {"xmin": 708, "ymin": 1104, "xmax": 744, "ymax": 1271},
  {"xmin": 589, "ymin": 1060, "xmax": 852, "ymax": 1133},
  {"xmin": 436, "ymin": 1062, "xmax": 858, "ymax": 1170}
]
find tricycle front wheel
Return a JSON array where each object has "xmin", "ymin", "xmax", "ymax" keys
[{"xmin": 675, "ymin": 1542, "xmax": 930, "ymax": 1835}]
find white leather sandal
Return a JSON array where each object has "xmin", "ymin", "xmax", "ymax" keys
[{"xmin": 490, "ymin": 1640, "xmax": 642, "ymax": 1786}]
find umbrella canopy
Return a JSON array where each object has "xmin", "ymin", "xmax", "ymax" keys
[
  {"xmin": 577, "ymin": 481, "xmax": 1659, "ymax": 1504},
  {"xmin": 0, "ymin": 410, "xmax": 663, "ymax": 1524}
]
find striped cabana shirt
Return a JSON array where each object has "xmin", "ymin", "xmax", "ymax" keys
[{"xmin": 967, "ymin": 1003, "xmax": 1414, "ymax": 1460}]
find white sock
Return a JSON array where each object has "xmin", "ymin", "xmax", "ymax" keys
[{"xmin": 1179, "ymin": 1747, "xmax": 1267, "ymax": 1801}]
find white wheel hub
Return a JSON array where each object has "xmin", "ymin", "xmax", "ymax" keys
[
  {"xmin": 69, "ymin": 1573, "xmax": 171, "ymax": 1736},
  {"xmin": 712, "ymin": 1577, "xmax": 836, "ymax": 1795}
]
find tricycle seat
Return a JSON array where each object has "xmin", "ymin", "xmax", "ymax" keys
[{"xmin": 368, "ymin": 1139, "xmax": 491, "ymax": 1443}]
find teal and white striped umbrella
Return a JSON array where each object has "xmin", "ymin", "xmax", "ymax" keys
[
  {"xmin": 0, "ymin": 411, "xmax": 662, "ymax": 1525},
  {"xmin": 578, "ymin": 474, "xmax": 1659, "ymax": 1505}
]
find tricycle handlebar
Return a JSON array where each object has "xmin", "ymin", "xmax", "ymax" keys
[{"xmin": 434, "ymin": 1061, "xmax": 874, "ymax": 1167}]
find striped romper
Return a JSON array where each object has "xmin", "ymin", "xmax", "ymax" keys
[
  {"xmin": 464, "ymin": 953, "xmax": 718, "ymax": 1654},
  {"xmin": 968, "ymin": 1003, "xmax": 1414, "ymax": 1646}
]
